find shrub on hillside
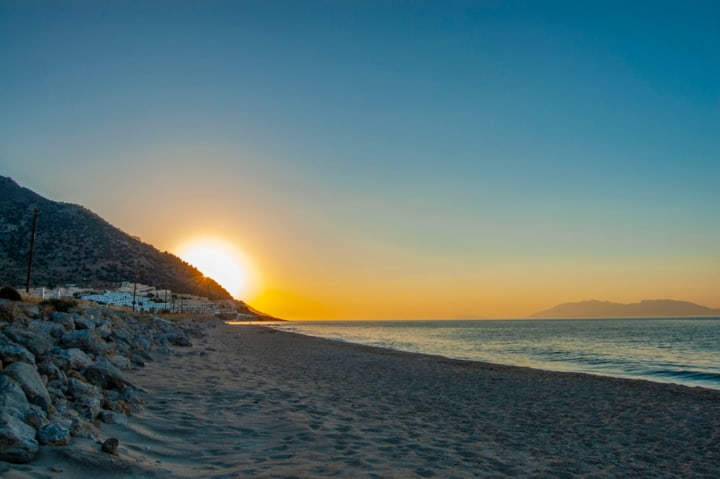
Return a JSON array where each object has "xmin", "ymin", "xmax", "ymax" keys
[
  {"xmin": 0, "ymin": 285, "xmax": 22, "ymax": 301},
  {"xmin": 39, "ymin": 298, "xmax": 78, "ymax": 313},
  {"xmin": 0, "ymin": 302, "xmax": 20, "ymax": 323}
]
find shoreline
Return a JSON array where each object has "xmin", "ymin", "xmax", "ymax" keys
[
  {"xmin": 260, "ymin": 319, "xmax": 720, "ymax": 392},
  {"xmin": 259, "ymin": 322, "xmax": 720, "ymax": 394},
  {"xmin": 6, "ymin": 320, "xmax": 720, "ymax": 478}
]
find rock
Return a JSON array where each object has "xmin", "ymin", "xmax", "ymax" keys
[
  {"xmin": 61, "ymin": 330, "xmax": 108, "ymax": 356},
  {"xmin": 27, "ymin": 320, "xmax": 66, "ymax": 339},
  {"xmin": 2, "ymin": 361, "xmax": 51, "ymax": 413},
  {"xmin": 3, "ymin": 327, "xmax": 54, "ymax": 356},
  {"xmin": 126, "ymin": 355, "xmax": 145, "ymax": 368},
  {"xmin": 67, "ymin": 378, "xmax": 102, "ymax": 420},
  {"xmin": 73, "ymin": 316, "xmax": 95, "ymax": 330},
  {"xmin": 28, "ymin": 394, "xmax": 51, "ymax": 414},
  {"xmin": 59, "ymin": 348, "xmax": 94, "ymax": 371},
  {"xmin": 0, "ymin": 411, "xmax": 39, "ymax": 463},
  {"xmin": 108, "ymin": 327, "xmax": 133, "ymax": 344},
  {"xmin": 37, "ymin": 423, "xmax": 71, "ymax": 446},
  {"xmin": 21, "ymin": 305, "xmax": 40, "ymax": 319},
  {"xmin": 133, "ymin": 335, "xmax": 152, "ymax": 352},
  {"xmin": 0, "ymin": 334, "xmax": 36, "ymax": 365},
  {"xmin": 107, "ymin": 355, "xmax": 131, "ymax": 369},
  {"xmin": 46, "ymin": 382, "xmax": 67, "ymax": 411},
  {"xmin": 161, "ymin": 331, "xmax": 192, "ymax": 347},
  {"xmin": 74, "ymin": 395, "xmax": 102, "ymax": 421},
  {"xmin": 24, "ymin": 406, "xmax": 49, "ymax": 430},
  {"xmin": 96, "ymin": 323, "xmax": 112, "ymax": 339},
  {"xmin": 66, "ymin": 369, "xmax": 87, "ymax": 382},
  {"xmin": 0, "ymin": 375, "xmax": 31, "ymax": 416},
  {"xmin": 116, "ymin": 388, "xmax": 146, "ymax": 413},
  {"xmin": 69, "ymin": 417, "xmax": 98, "ymax": 440},
  {"xmin": 0, "ymin": 306, "xmax": 196, "ymax": 464},
  {"xmin": 97, "ymin": 410, "xmax": 128, "ymax": 426},
  {"xmin": 103, "ymin": 398, "xmax": 131, "ymax": 416},
  {"xmin": 84, "ymin": 359, "xmax": 133, "ymax": 390},
  {"xmin": 101, "ymin": 437, "xmax": 119, "ymax": 455},
  {"xmin": 49, "ymin": 311, "xmax": 75, "ymax": 331},
  {"xmin": 129, "ymin": 348, "xmax": 152, "ymax": 362},
  {"xmin": 37, "ymin": 360, "xmax": 66, "ymax": 383},
  {"xmin": 66, "ymin": 377, "xmax": 99, "ymax": 398}
]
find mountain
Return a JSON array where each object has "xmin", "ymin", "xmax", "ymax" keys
[
  {"xmin": 0, "ymin": 176, "xmax": 237, "ymax": 304},
  {"xmin": 531, "ymin": 299, "xmax": 720, "ymax": 319}
]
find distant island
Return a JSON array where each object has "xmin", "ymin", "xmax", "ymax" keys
[{"xmin": 531, "ymin": 299, "xmax": 720, "ymax": 319}]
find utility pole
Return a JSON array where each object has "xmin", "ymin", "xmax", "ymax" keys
[
  {"xmin": 132, "ymin": 281, "xmax": 137, "ymax": 312},
  {"xmin": 25, "ymin": 208, "xmax": 40, "ymax": 293}
]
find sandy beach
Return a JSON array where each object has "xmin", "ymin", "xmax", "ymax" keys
[{"xmin": 4, "ymin": 321, "xmax": 718, "ymax": 479}]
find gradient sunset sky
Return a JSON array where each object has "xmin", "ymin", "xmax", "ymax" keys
[{"xmin": 2, "ymin": 1, "xmax": 718, "ymax": 319}]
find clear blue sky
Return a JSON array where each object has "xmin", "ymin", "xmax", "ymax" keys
[{"xmin": 2, "ymin": 1, "xmax": 718, "ymax": 318}]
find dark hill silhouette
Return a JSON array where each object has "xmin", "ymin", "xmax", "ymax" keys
[
  {"xmin": 531, "ymin": 299, "xmax": 720, "ymax": 318},
  {"xmin": 0, "ymin": 176, "xmax": 276, "ymax": 318}
]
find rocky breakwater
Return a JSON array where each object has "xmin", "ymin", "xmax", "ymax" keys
[{"xmin": 0, "ymin": 298, "xmax": 201, "ymax": 464}]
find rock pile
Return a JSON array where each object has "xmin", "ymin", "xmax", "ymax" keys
[{"xmin": 0, "ymin": 299, "xmax": 201, "ymax": 464}]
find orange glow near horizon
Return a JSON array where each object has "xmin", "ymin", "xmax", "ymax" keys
[{"xmin": 175, "ymin": 238, "xmax": 257, "ymax": 300}]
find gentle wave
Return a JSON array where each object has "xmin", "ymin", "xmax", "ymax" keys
[{"xmin": 644, "ymin": 369, "xmax": 720, "ymax": 384}]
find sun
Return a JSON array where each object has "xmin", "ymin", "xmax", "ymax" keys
[{"xmin": 176, "ymin": 238, "xmax": 254, "ymax": 299}]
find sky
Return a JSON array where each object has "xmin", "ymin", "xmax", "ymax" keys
[{"xmin": 1, "ymin": 0, "xmax": 718, "ymax": 319}]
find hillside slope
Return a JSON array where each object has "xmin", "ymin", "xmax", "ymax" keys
[{"xmin": 0, "ymin": 176, "xmax": 231, "ymax": 300}]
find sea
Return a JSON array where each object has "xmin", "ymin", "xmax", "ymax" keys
[{"xmin": 265, "ymin": 318, "xmax": 720, "ymax": 390}]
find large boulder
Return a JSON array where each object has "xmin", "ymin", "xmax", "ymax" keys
[
  {"xmin": 0, "ymin": 411, "xmax": 39, "ymax": 463},
  {"xmin": 66, "ymin": 377, "xmax": 99, "ymax": 399},
  {"xmin": 0, "ymin": 375, "xmax": 31, "ymax": 416},
  {"xmin": 84, "ymin": 358, "xmax": 134, "ymax": 390},
  {"xmin": 1, "ymin": 361, "xmax": 51, "ymax": 413},
  {"xmin": 27, "ymin": 320, "xmax": 66, "ymax": 339},
  {"xmin": 3, "ymin": 327, "xmax": 54, "ymax": 356},
  {"xmin": 73, "ymin": 316, "xmax": 96, "ymax": 330},
  {"xmin": 49, "ymin": 311, "xmax": 75, "ymax": 331},
  {"xmin": 108, "ymin": 323, "xmax": 133, "ymax": 342},
  {"xmin": 0, "ymin": 334, "xmax": 35, "ymax": 365},
  {"xmin": 59, "ymin": 348, "xmax": 94, "ymax": 371},
  {"xmin": 61, "ymin": 330, "xmax": 108, "ymax": 356}
]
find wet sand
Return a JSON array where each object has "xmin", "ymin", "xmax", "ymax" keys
[{"xmin": 5, "ymin": 321, "xmax": 719, "ymax": 478}]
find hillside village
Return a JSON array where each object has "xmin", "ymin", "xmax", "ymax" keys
[{"xmin": 27, "ymin": 282, "xmax": 251, "ymax": 317}]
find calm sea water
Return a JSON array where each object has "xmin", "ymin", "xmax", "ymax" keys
[{"xmin": 266, "ymin": 318, "xmax": 720, "ymax": 390}]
